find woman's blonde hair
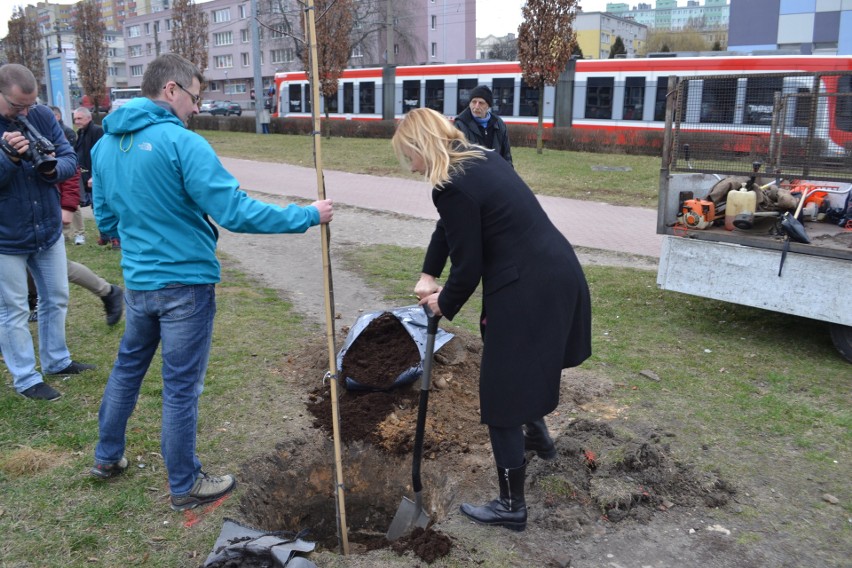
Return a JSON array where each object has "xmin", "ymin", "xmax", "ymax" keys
[{"xmin": 392, "ymin": 108, "xmax": 485, "ymax": 188}]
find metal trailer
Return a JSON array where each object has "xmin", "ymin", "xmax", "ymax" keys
[{"xmin": 655, "ymin": 71, "xmax": 852, "ymax": 363}]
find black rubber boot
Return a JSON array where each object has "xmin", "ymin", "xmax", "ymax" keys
[
  {"xmin": 101, "ymin": 285, "xmax": 124, "ymax": 326},
  {"xmin": 460, "ymin": 460, "xmax": 527, "ymax": 531},
  {"xmin": 524, "ymin": 419, "xmax": 557, "ymax": 460}
]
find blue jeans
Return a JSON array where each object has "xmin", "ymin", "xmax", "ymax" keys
[
  {"xmin": 94, "ymin": 284, "xmax": 216, "ymax": 497},
  {"xmin": 0, "ymin": 238, "xmax": 71, "ymax": 392}
]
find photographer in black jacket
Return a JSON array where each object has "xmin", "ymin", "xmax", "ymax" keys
[{"xmin": 0, "ymin": 63, "xmax": 95, "ymax": 401}]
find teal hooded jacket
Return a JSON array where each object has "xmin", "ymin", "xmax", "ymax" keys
[{"xmin": 92, "ymin": 97, "xmax": 320, "ymax": 290}]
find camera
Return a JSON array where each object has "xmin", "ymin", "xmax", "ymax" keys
[{"xmin": 0, "ymin": 115, "xmax": 58, "ymax": 174}]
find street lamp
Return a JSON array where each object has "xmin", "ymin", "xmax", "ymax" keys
[{"xmin": 224, "ymin": 70, "xmax": 228, "ymax": 95}]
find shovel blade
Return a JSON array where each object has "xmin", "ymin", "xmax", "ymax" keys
[{"xmin": 386, "ymin": 496, "xmax": 429, "ymax": 541}]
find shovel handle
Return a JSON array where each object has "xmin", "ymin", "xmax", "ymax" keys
[{"xmin": 412, "ymin": 305, "xmax": 441, "ymax": 494}]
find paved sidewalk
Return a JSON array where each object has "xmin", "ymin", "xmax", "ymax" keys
[{"xmin": 220, "ymin": 157, "xmax": 663, "ymax": 259}]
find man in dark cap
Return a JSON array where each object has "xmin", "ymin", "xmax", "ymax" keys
[{"xmin": 453, "ymin": 84, "xmax": 512, "ymax": 166}]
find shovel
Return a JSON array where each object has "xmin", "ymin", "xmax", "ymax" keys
[{"xmin": 386, "ymin": 304, "xmax": 440, "ymax": 541}]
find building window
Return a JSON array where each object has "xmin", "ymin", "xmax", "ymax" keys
[
  {"xmin": 166, "ymin": 19, "xmax": 171, "ymax": 31},
  {"xmin": 271, "ymin": 24, "xmax": 286, "ymax": 39},
  {"xmin": 144, "ymin": 22, "xmax": 150, "ymax": 35},
  {"xmin": 214, "ymin": 54, "xmax": 234, "ymax": 69},
  {"xmin": 431, "ymin": 42, "xmax": 437, "ymax": 58},
  {"xmin": 431, "ymin": 15, "xmax": 436, "ymax": 30},
  {"xmin": 225, "ymin": 82, "xmax": 247, "ymax": 95},
  {"xmin": 239, "ymin": 4, "xmax": 247, "ymax": 19},
  {"xmin": 352, "ymin": 44, "xmax": 363, "ymax": 58},
  {"xmin": 145, "ymin": 43, "xmax": 153, "ymax": 55},
  {"xmin": 241, "ymin": 52, "xmax": 250, "ymax": 66},
  {"xmin": 394, "ymin": 44, "xmax": 399, "ymax": 55},
  {"xmin": 130, "ymin": 64, "xmax": 144, "ymax": 77},
  {"xmin": 271, "ymin": 48, "xmax": 293, "ymax": 63},
  {"xmin": 128, "ymin": 45, "xmax": 142, "ymax": 57},
  {"xmin": 108, "ymin": 66, "xmax": 119, "ymax": 76},
  {"xmin": 214, "ymin": 31, "xmax": 233, "ymax": 46},
  {"xmin": 213, "ymin": 9, "xmax": 230, "ymax": 23},
  {"xmin": 127, "ymin": 25, "xmax": 140, "ymax": 38},
  {"xmin": 241, "ymin": 29, "xmax": 250, "ymax": 43}
]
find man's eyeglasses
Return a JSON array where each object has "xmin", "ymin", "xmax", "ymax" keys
[
  {"xmin": 1, "ymin": 91, "xmax": 37, "ymax": 112},
  {"xmin": 174, "ymin": 82, "xmax": 201, "ymax": 106}
]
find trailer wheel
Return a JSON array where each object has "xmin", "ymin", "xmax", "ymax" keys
[{"xmin": 829, "ymin": 324, "xmax": 852, "ymax": 364}]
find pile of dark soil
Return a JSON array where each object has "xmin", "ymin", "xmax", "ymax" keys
[
  {"xmin": 340, "ymin": 312, "xmax": 421, "ymax": 390},
  {"xmin": 237, "ymin": 326, "xmax": 736, "ymax": 565}
]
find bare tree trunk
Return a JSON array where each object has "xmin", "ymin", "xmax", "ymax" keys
[{"xmin": 536, "ymin": 88, "xmax": 545, "ymax": 154}]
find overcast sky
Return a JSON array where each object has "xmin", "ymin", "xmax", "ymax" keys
[{"xmin": 1, "ymin": 0, "xmax": 614, "ymax": 45}]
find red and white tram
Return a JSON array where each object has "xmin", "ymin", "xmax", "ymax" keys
[{"xmin": 273, "ymin": 55, "xmax": 852, "ymax": 154}]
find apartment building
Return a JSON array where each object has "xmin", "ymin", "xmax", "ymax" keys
[
  {"xmin": 575, "ymin": 12, "xmax": 648, "ymax": 59},
  {"xmin": 728, "ymin": 0, "xmax": 852, "ymax": 55},
  {"xmin": 120, "ymin": 0, "xmax": 476, "ymax": 107}
]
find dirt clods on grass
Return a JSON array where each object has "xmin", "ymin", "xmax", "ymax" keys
[{"xmin": 237, "ymin": 327, "xmax": 735, "ymax": 564}]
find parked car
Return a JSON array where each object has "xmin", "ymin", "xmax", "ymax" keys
[
  {"xmin": 209, "ymin": 101, "xmax": 242, "ymax": 116},
  {"xmin": 199, "ymin": 100, "xmax": 215, "ymax": 112}
]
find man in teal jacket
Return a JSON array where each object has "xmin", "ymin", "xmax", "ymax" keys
[{"xmin": 89, "ymin": 54, "xmax": 333, "ymax": 511}]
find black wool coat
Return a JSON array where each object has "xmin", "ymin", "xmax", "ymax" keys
[{"xmin": 430, "ymin": 150, "xmax": 592, "ymax": 427}]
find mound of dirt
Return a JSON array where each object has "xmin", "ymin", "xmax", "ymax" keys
[
  {"xmin": 340, "ymin": 312, "xmax": 421, "ymax": 390},
  {"xmin": 237, "ymin": 326, "xmax": 735, "ymax": 565}
]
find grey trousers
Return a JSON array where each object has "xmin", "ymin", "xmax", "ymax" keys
[
  {"xmin": 62, "ymin": 207, "xmax": 85, "ymax": 239},
  {"xmin": 67, "ymin": 260, "xmax": 111, "ymax": 297}
]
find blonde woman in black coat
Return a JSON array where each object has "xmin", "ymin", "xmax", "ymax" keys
[{"xmin": 393, "ymin": 108, "xmax": 592, "ymax": 532}]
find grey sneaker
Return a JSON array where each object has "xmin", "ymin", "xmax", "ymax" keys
[
  {"xmin": 74, "ymin": 234, "xmax": 86, "ymax": 245},
  {"xmin": 170, "ymin": 472, "xmax": 236, "ymax": 511},
  {"xmin": 90, "ymin": 456, "xmax": 128, "ymax": 479}
]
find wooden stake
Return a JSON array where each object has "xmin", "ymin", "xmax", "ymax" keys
[{"xmin": 304, "ymin": 0, "xmax": 349, "ymax": 555}]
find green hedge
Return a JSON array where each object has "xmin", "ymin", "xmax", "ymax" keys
[{"xmin": 187, "ymin": 114, "xmax": 664, "ymax": 156}]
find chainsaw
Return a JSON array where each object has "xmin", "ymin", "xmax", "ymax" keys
[{"xmin": 680, "ymin": 199, "xmax": 716, "ymax": 229}]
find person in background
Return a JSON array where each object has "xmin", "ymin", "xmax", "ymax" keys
[
  {"xmin": 394, "ymin": 108, "xmax": 591, "ymax": 532},
  {"xmin": 25, "ymin": 168, "xmax": 124, "ymax": 326},
  {"xmin": 0, "ymin": 63, "xmax": 96, "ymax": 402},
  {"xmin": 89, "ymin": 54, "xmax": 333, "ymax": 512},
  {"xmin": 258, "ymin": 105, "xmax": 271, "ymax": 134},
  {"xmin": 454, "ymin": 84, "xmax": 512, "ymax": 166},
  {"xmin": 52, "ymin": 105, "xmax": 85, "ymax": 245},
  {"xmin": 73, "ymin": 106, "xmax": 118, "ymax": 249}
]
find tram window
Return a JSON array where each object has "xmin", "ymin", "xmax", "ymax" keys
[
  {"xmin": 493, "ymin": 78, "xmax": 514, "ymax": 116},
  {"xmin": 360, "ymin": 81, "xmax": 375, "ymax": 114},
  {"xmin": 836, "ymin": 76, "xmax": 852, "ymax": 132},
  {"xmin": 425, "ymin": 79, "xmax": 444, "ymax": 112},
  {"xmin": 654, "ymin": 78, "xmax": 668, "ymax": 121},
  {"xmin": 520, "ymin": 79, "xmax": 540, "ymax": 117},
  {"xmin": 343, "ymin": 82, "xmax": 354, "ymax": 114},
  {"xmin": 623, "ymin": 77, "xmax": 645, "ymax": 121},
  {"xmin": 325, "ymin": 91, "xmax": 339, "ymax": 113},
  {"xmin": 288, "ymin": 84, "xmax": 301, "ymax": 113},
  {"xmin": 403, "ymin": 80, "xmax": 420, "ymax": 113},
  {"xmin": 744, "ymin": 76, "xmax": 782, "ymax": 125},
  {"xmin": 794, "ymin": 88, "xmax": 812, "ymax": 127},
  {"xmin": 585, "ymin": 77, "xmax": 613, "ymax": 119},
  {"xmin": 700, "ymin": 78, "xmax": 736, "ymax": 124},
  {"xmin": 303, "ymin": 85, "xmax": 312, "ymax": 113},
  {"xmin": 458, "ymin": 79, "xmax": 477, "ymax": 114}
]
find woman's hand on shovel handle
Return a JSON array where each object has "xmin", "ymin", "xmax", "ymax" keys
[
  {"xmin": 311, "ymin": 199, "xmax": 334, "ymax": 224},
  {"xmin": 419, "ymin": 291, "xmax": 443, "ymax": 317},
  {"xmin": 414, "ymin": 273, "xmax": 440, "ymax": 299}
]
